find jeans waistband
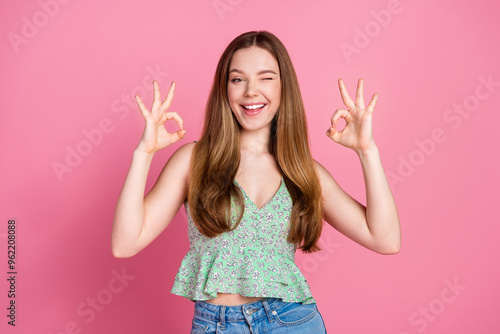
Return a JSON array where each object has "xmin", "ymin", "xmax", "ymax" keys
[{"xmin": 194, "ymin": 297, "xmax": 284, "ymax": 325}]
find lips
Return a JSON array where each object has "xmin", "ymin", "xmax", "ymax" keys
[{"xmin": 241, "ymin": 103, "xmax": 267, "ymax": 116}]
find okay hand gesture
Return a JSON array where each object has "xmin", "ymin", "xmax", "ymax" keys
[
  {"xmin": 326, "ymin": 78, "xmax": 378, "ymax": 153},
  {"xmin": 135, "ymin": 81, "xmax": 185, "ymax": 154}
]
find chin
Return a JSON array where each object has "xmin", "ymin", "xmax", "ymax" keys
[{"xmin": 238, "ymin": 121, "xmax": 273, "ymax": 132}]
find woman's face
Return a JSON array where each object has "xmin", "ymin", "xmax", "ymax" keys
[{"xmin": 227, "ymin": 46, "xmax": 281, "ymax": 132}]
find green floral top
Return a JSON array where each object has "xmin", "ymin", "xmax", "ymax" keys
[{"xmin": 170, "ymin": 177, "xmax": 316, "ymax": 305}]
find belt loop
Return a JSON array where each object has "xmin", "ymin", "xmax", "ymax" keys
[
  {"xmin": 261, "ymin": 298, "xmax": 274, "ymax": 323},
  {"xmin": 219, "ymin": 305, "xmax": 226, "ymax": 329}
]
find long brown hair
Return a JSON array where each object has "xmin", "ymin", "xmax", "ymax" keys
[{"xmin": 188, "ymin": 31, "xmax": 323, "ymax": 253}]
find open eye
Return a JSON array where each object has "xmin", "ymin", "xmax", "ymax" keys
[{"xmin": 231, "ymin": 78, "xmax": 243, "ymax": 83}]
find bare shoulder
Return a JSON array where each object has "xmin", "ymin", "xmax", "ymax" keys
[
  {"xmin": 145, "ymin": 141, "xmax": 197, "ymax": 204},
  {"xmin": 159, "ymin": 141, "xmax": 197, "ymax": 185},
  {"xmin": 168, "ymin": 141, "xmax": 197, "ymax": 164},
  {"xmin": 313, "ymin": 159, "xmax": 336, "ymax": 184},
  {"xmin": 313, "ymin": 159, "xmax": 347, "ymax": 201}
]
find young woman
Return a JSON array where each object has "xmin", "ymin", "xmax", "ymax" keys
[{"xmin": 112, "ymin": 30, "xmax": 400, "ymax": 333}]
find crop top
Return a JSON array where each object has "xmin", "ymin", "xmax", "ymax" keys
[{"xmin": 170, "ymin": 176, "xmax": 317, "ymax": 305}]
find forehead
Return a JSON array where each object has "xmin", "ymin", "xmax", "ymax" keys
[{"xmin": 229, "ymin": 46, "xmax": 279, "ymax": 72}]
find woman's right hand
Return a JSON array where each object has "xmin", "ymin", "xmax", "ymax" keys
[{"xmin": 134, "ymin": 80, "xmax": 185, "ymax": 154}]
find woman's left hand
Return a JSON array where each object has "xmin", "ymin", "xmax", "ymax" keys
[{"xmin": 326, "ymin": 78, "xmax": 378, "ymax": 154}]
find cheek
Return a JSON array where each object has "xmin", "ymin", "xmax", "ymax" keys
[
  {"xmin": 227, "ymin": 87, "xmax": 241, "ymax": 105},
  {"xmin": 271, "ymin": 83, "xmax": 281, "ymax": 103}
]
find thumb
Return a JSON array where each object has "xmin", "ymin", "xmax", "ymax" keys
[
  {"xmin": 174, "ymin": 129, "xmax": 186, "ymax": 141},
  {"xmin": 326, "ymin": 126, "xmax": 341, "ymax": 143}
]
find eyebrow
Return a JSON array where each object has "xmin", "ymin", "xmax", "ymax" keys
[{"xmin": 228, "ymin": 69, "xmax": 278, "ymax": 75}]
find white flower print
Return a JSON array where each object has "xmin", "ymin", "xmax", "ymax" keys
[{"xmin": 170, "ymin": 184, "xmax": 316, "ymax": 305}]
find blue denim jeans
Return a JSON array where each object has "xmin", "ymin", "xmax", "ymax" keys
[{"xmin": 191, "ymin": 297, "xmax": 327, "ymax": 333}]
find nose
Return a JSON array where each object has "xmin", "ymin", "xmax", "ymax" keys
[{"xmin": 244, "ymin": 80, "xmax": 259, "ymax": 97}]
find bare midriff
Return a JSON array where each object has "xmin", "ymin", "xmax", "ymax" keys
[{"xmin": 205, "ymin": 292, "xmax": 264, "ymax": 306}]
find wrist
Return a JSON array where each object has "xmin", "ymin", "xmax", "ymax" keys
[
  {"xmin": 133, "ymin": 146, "xmax": 155, "ymax": 161},
  {"xmin": 354, "ymin": 141, "xmax": 379, "ymax": 159}
]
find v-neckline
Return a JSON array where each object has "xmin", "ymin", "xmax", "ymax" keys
[{"xmin": 234, "ymin": 177, "xmax": 284, "ymax": 211}]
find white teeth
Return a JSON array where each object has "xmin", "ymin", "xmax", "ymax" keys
[{"xmin": 243, "ymin": 104, "xmax": 264, "ymax": 110}]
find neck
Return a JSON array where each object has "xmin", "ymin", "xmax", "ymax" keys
[{"xmin": 239, "ymin": 125, "xmax": 271, "ymax": 154}]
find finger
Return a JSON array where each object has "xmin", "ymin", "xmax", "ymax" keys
[
  {"xmin": 326, "ymin": 125, "xmax": 342, "ymax": 143},
  {"xmin": 176, "ymin": 129, "xmax": 186, "ymax": 140},
  {"xmin": 366, "ymin": 93, "xmax": 378, "ymax": 112},
  {"xmin": 356, "ymin": 78, "xmax": 365, "ymax": 109},
  {"xmin": 164, "ymin": 111, "xmax": 184, "ymax": 130},
  {"xmin": 152, "ymin": 80, "xmax": 161, "ymax": 110},
  {"xmin": 330, "ymin": 108, "xmax": 349, "ymax": 128},
  {"xmin": 160, "ymin": 81, "xmax": 176, "ymax": 113},
  {"xmin": 169, "ymin": 129, "xmax": 186, "ymax": 144},
  {"xmin": 338, "ymin": 78, "xmax": 355, "ymax": 110},
  {"xmin": 135, "ymin": 95, "xmax": 150, "ymax": 119}
]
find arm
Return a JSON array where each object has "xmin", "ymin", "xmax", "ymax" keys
[
  {"xmin": 320, "ymin": 78, "xmax": 401, "ymax": 254},
  {"xmin": 111, "ymin": 81, "xmax": 191, "ymax": 258}
]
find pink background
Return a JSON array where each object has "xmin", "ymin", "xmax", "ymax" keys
[{"xmin": 1, "ymin": 0, "xmax": 499, "ymax": 333}]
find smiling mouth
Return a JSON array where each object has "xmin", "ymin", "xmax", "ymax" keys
[
  {"xmin": 242, "ymin": 104, "xmax": 265, "ymax": 110},
  {"xmin": 241, "ymin": 104, "xmax": 266, "ymax": 116}
]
